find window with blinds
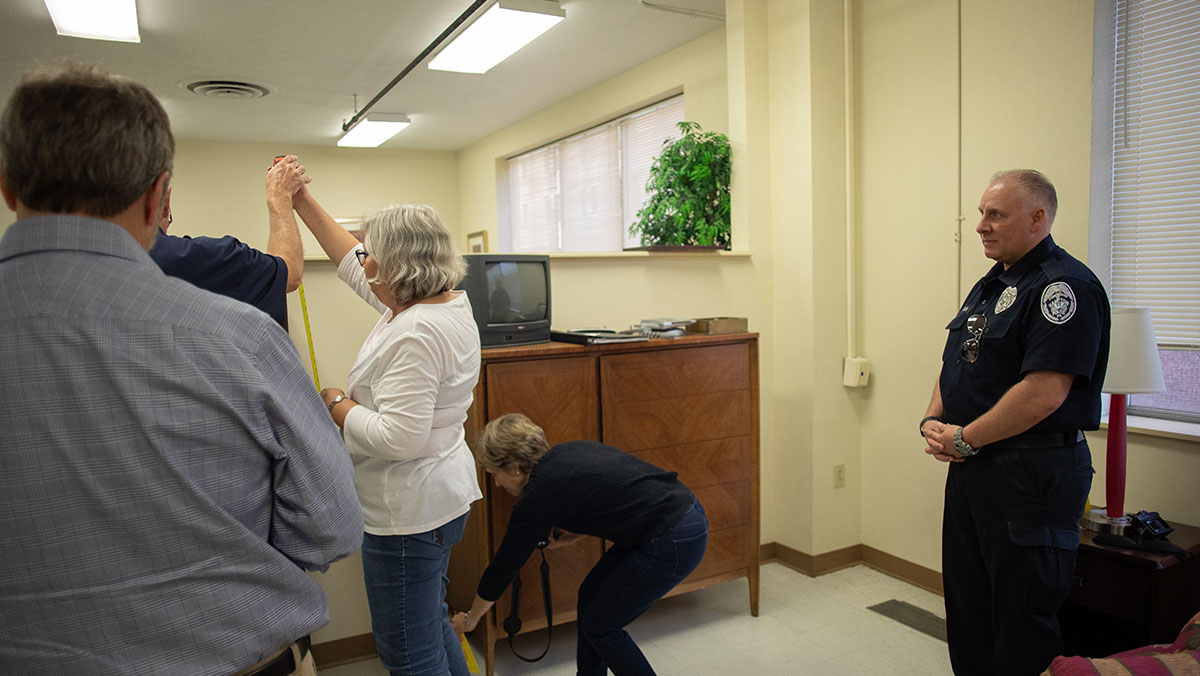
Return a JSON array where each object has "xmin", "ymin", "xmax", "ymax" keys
[
  {"xmin": 1110, "ymin": 0, "xmax": 1200, "ymax": 420},
  {"xmin": 505, "ymin": 96, "xmax": 684, "ymax": 252}
]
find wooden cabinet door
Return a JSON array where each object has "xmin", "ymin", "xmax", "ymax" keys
[
  {"xmin": 601, "ymin": 344, "xmax": 754, "ymax": 581},
  {"xmin": 484, "ymin": 356, "xmax": 603, "ymax": 631}
]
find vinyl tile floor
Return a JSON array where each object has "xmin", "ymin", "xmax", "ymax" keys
[{"xmin": 318, "ymin": 562, "xmax": 954, "ymax": 675}]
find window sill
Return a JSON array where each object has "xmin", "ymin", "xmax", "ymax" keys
[
  {"xmin": 548, "ymin": 250, "xmax": 752, "ymax": 260},
  {"xmin": 1100, "ymin": 414, "xmax": 1200, "ymax": 443}
]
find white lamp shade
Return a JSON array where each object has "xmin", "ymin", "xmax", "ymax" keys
[{"xmin": 1102, "ymin": 307, "xmax": 1166, "ymax": 394}]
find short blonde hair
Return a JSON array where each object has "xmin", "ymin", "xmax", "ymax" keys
[
  {"xmin": 362, "ymin": 204, "xmax": 465, "ymax": 306},
  {"xmin": 477, "ymin": 413, "xmax": 550, "ymax": 473}
]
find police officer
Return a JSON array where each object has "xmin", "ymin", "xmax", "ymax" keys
[{"xmin": 920, "ymin": 170, "xmax": 1110, "ymax": 675}]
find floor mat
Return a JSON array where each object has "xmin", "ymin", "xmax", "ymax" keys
[{"xmin": 868, "ymin": 599, "xmax": 948, "ymax": 642}]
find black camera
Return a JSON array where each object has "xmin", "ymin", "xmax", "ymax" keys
[{"xmin": 1129, "ymin": 510, "xmax": 1173, "ymax": 540}]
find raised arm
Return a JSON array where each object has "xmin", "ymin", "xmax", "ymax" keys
[
  {"xmin": 265, "ymin": 155, "xmax": 309, "ymax": 292},
  {"xmin": 292, "ymin": 183, "xmax": 361, "ymax": 265}
]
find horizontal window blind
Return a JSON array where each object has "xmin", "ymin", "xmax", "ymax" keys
[
  {"xmin": 506, "ymin": 96, "xmax": 684, "ymax": 253},
  {"xmin": 508, "ymin": 145, "xmax": 560, "ymax": 251},
  {"xmin": 621, "ymin": 97, "xmax": 685, "ymax": 248},
  {"xmin": 1111, "ymin": 0, "xmax": 1200, "ymax": 347}
]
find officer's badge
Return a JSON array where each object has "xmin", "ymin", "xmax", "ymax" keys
[
  {"xmin": 1040, "ymin": 282, "xmax": 1076, "ymax": 324},
  {"xmin": 994, "ymin": 286, "xmax": 1018, "ymax": 314}
]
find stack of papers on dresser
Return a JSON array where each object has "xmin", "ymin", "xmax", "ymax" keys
[{"xmin": 637, "ymin": 317, "xmax": 695, "ymax": 338}]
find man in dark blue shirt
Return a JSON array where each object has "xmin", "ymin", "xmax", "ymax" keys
[
  {"xmin": 920, "ymin": 170, "xmax": 1110, "ymax": 675},
  {"xmin": 149, "ymin": 156, "xmax": 307, "ymax": 328}
]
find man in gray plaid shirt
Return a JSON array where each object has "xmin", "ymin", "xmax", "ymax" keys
[{"xmin": 0, "ymin": 63, "xmax": 363, "ymax": 676}]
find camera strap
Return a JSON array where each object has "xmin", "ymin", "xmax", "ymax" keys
[{"xmin": 503, "ymin": 543, "xmax": 553, "ymax": 662}]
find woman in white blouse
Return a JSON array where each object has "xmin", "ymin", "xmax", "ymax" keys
[{"xmin": 293, "ymin": 182, "xmax": 481, "ymax": 676}]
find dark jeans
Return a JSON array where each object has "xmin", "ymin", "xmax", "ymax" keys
[
  {"xmin": 362, "ymin": 512, "xmax": 470, "ymax": 676},
  {"xmin": 942, "ymin": 441, "xmax": 1092, "ymax": 676},
  {"xmin": 576, "ymin": 498, "xmax": 709, "ymax": 676}
]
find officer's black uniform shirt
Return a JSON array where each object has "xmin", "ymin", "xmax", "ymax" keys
[{"xmin": 939, "ymin": 235, "xmax": 1110, "ymax": 435}]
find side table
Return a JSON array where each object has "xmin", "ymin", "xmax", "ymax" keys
[{"xmin": 1060, "ymin": 519, "xmax": 1200, "ymax": 656}]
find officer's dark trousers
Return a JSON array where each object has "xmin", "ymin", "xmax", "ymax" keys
[{"xmin": 942, "ymin": 440, "xmax": 1092, "ymax": 676}]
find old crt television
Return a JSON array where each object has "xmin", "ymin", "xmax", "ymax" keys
[{"xmin": 457, "ymin": 254, "xmax": 551, "ymax": 347}]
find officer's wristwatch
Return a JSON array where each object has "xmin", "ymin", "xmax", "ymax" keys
[{"xmin": 953, "ymin": 428, "xmax": 978, "ymax": 457}]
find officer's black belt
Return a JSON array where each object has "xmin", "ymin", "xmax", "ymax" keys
[{"xmin": 988, "ymin": 430, "xmax": 1084, "ymax": 450}]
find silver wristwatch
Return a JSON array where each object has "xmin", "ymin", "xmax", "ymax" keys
[
  {"xmin": 953, "ymin": 428, "xmax": 978, "ymax": 457},
  {"xmin": 327, "ymin": 393, "xmax": 348, "ymax": 412}
]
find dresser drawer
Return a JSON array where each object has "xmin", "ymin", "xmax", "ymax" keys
[
  {"xmin": 694, "ymin": 481, "xmax": 751, "ymax": 531},
  {"xmin": 633, "ymin": 436, "xmax": 751, "ymax": 488},
  {"xmin": 600, "ymin": 344, "xmax": 750, "ymax": 401}
]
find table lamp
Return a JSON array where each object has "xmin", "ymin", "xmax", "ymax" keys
[{"xmin": 1085, "ymin": 307, "xmax": 1166, "ymax": 534}]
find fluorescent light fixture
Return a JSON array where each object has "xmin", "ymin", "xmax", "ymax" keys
[
  {"xmin": 44, "ymin": 0, "xmax": 140, "ymax": 43},
  {"xmin": 337, "ymin": 113, "xmax": 411, "ymax": 148},
  {"xmin": 429, "ymin": 0, "xmax": 565, "ymax": 74}
]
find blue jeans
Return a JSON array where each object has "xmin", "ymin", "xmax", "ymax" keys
[
  {"xmin": 362, "ymin": 512, "xmax": 470, "ymax": 676},
  {"xmin": 576, "ymin": 499, "xmax": 709, "ymax": 676}
]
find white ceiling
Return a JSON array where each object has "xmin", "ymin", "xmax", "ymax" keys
[{"xmin": 0, "ymin": 0, "xmax": 725, "ymax": 151}]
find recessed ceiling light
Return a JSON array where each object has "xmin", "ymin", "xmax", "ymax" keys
[
  {"xmin": 428, "ymin": 0, "xmax": 565, "ymax": 74},
  {"xmin": 44, "ymin": 0, "xmax": 140, "ymax": 43},
  {"xmin": 338, "ymin": 113, "xmax": 412, "ymax": 148}
]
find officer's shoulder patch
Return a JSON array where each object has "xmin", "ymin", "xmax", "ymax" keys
[{"xmin": 1040, "ymin": 281, "xmax": 1077, "ymax": 325}]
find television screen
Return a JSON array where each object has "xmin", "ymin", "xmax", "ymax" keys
[
  {"xmin": 458, "ymin": 253, "xmax": 551, "ymax": 347},
  {"xmin": 485, "ymin": 261, "xmax": 547, "ymax": 324}
]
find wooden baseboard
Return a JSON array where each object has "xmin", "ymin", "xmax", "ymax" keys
[
  {"xmin": 860, "ymin": 544, "xmax": 943, "ymax": 595},
  {"xmin": 311, "ymin": 633, "xmax": 377, "ymax": 669},
  {"xmin": 760, "ymin": 541, "xmax": 863, "ymax": 576},
  {"xmin": 760, "ymin": 541, "xmax": 943, "ymax": 595}
]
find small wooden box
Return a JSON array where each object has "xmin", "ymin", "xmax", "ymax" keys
[{"xmin": 686, "ymin": 317, "xmax": 748, "ymax": 334}]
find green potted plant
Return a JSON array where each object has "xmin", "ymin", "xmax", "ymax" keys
[{"xmin": 629, "ymin": 120, "xmax": 732, "ymax": 250}]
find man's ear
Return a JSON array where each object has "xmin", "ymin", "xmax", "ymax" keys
[
  {"xmin": 0, "ymin": 167, "xmax": 17, "ymax": 212},
  {"xmin": 1029, "ymin": 206, "xmax": 1046, "ymax": 234},
  {"xmin": 143, "ymin": 171, "xmax": 171, "ymax": 229}
]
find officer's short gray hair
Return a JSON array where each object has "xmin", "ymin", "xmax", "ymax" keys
[{"xmin": 991, "ymin": 169, "xmax": 1058, "ymax": 226}]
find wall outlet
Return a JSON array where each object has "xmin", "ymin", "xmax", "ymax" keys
[{"xmin": 833, "ymin": 463, "xmax": 846, "ymax": 489}]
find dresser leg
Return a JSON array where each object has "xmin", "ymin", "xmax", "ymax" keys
[{"xmin": 749, "ymin": 564, "xmax": 760, "ymax": 616}]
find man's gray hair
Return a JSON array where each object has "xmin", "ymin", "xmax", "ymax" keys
[
  {"xmin": 991, "ymin": 169, "xmax": 1058, "ymax": 226},
  {"xmin": 1, "ymin": 61, "xmax": 174, "ymax": 217},
  {"xmin": 363, "ymin": 204, "xmax": 466, "ymax": 307}
]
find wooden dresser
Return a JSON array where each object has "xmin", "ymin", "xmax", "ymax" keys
[{"xmin": 447, "ymin": 333, "xmax": 760, "ymax": 675}]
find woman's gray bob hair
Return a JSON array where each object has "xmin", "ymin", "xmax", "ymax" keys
[{"xmin": 362, "ymin": 204, "xmax": 465, "ymax": 306}]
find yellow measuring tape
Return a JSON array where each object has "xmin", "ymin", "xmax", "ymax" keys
[
  {"xmin": 460, "ymin": 635, "xmax": 480, "ymax": 674},
  {"xmin": 297, "ymin": 282, "xmax": 320, "ymax": 390}
]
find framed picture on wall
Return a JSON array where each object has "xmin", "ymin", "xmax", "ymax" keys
[{"xmin": 466, "ymin": 230, "xmax": 488, "ymax": 253}]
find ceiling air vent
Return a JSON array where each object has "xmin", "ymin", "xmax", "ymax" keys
[{"xmin": 185, "ymin": 80, "xmax": 270, "ymax": 100}]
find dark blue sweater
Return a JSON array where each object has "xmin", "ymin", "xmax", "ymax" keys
[{"xmin": 477, "ymin": 441, "xmax": 693, "ymax": 601}]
